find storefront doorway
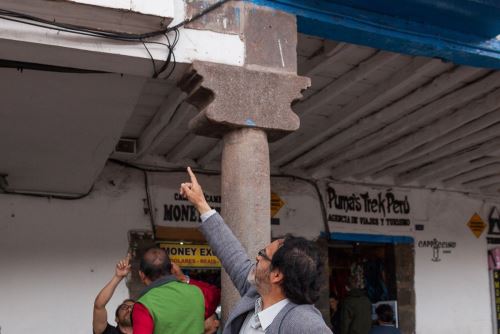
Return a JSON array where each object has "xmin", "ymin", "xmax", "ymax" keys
[{"xmin": 328, "ymin": 233, "xmax": 415, "ymax": 333}]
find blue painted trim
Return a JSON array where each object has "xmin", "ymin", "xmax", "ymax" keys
[
  {"xmin": 322, "ymin": 232, "xmax": 414, "ymax": 244},
  {"xmin": 249, "ymin": 0, "xmax": 500, "ymax": 69}
]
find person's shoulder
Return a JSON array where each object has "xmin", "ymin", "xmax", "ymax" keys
[
  {"xmin": 173, "ymin": 280, "xmax": 203, "ymax": 292},
  {"xmin": 283, "ymin": 305, "xmax": 332, "ymax": 333}
]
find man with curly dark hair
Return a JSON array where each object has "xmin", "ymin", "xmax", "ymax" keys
[{"xmin": 180, "ymin": 167, "xmax": 332, "ymax": 334}]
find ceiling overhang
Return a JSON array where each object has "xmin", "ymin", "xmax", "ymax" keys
[{"xmin": 250, "ymin": 0, "xmax": 500, "ymax": 69}]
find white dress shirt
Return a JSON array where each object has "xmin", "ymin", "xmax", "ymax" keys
[
  {"xmin": 200, "ymin": 209, "xmax": 217, "ymax": 222},
  {"xmin": 239, "ymin": 297, "xmax": 290, "ymax": 333}
]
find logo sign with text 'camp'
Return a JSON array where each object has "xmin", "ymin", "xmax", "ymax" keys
[{"xmin": 467, "ymin": 213, "xmax": 486, "ymax": 238}]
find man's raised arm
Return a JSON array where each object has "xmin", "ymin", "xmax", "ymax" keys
[
  {"xmin": 180, "ymin": 167, "xmax": 254, "ymax": 296},
  {"xmin": 93, "ymin": 255, "xmax": 131, "ymax": 334}
]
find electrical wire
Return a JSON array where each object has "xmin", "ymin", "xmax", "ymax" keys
[
  {"xmin": 0, "ymin": 0, "xmax": 229, "ymax": 78},
  {"xmin": 0, "ymin": 11, "xmax": 176, "ymax": 78},
  {"xmin": 154, "ymin": 29, "xmax": 179, "ymax": 79},
  {"xmin": 0, "ymin": 0, "xmax": 230, "ymax": 39},
  {"xmin": 143, "ymin": 170, "xmax": 157, "ymax": 239},
  {"xmin": 0, "ymin": 184, "xmax": 94, "ymax": 200}
]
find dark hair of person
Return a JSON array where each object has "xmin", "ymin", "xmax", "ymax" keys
[
  {"xmin": 376, "ymin": 304, "xmax": 394, "ymax": 323},
  {"xmin": 140, "ymin": 247, "xmax": 172, "ymax": 281},
  {"xmin": 270, "ymin": 235, "xmax": 325, "ymax": 304},
  {"xmin": 115, "ymin": 299, "xmax": 135, "ymax": 318}
]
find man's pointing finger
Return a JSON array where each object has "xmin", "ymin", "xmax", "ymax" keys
[{"xmin": 187, "ymin": 167, "xmax": 198, "ymax": 185}]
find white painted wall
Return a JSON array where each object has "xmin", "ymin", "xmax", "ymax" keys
[
  {"xmin": 413, "ymin": 190, "xmax": 493, "ymax": 334},
  {"xmin": 0, "ymin": 164, "xmax": 497, "ymax": 333},
  {"xmin": 0, "ymin": 164, "xmax": 151, "ymax": 334}
]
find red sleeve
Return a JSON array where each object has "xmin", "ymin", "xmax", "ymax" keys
[
  {"xmin": 132, "ymin": 302, "xmax": 154, "ymax": 334},
  {"xmin": 189, "ymin": 278, "xmax": 221, "ymax": 319}
]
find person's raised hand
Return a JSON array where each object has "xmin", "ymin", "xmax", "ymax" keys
[
  {"xmin": 180, "ymin": 167, "xmax": 212, "ymax": 215},
  {"xmin": 115, "ymin": 253, "xmax": 131, "ymax": 278}
]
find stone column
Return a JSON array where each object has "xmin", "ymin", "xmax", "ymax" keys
[
  {"xmin": 185, "ymin": 2, "xmax": 310, "ymax": 322},
  {"xmin": 219, "ymin": 128, "xmax": 270, "ymax": 319}
]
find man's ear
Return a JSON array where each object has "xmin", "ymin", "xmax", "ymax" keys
[
  {"xmin": 139, "ymin": 271, "xmax": 146, "ymax": 282},
  {"xmin": 270, "ymin": 268, "xmax": 284, "ymax": 284}
]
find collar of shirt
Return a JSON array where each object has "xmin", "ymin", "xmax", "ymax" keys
[{"xmin": 255, "ymin": 297, "xmax": 290, "ymax": 331}]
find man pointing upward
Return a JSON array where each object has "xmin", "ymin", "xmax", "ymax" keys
[{"xmin": 180, "ymin": 167, "xmax": 332, "ymax": 334}]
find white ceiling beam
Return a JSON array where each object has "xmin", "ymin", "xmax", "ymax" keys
[
  {"xmin": 164, "ymin": 134, "xmax": 209, "ymax": 162},
  {"xmin": 479, "ymin": 182, "xmax": 500, "ymax": 194},
  {"xmin": 443, "ymin": 163, "xmax": 500, "ymax": 187},
  {"xmin": 396, "ymin": 137, "xmax": 500, "ymax": 184},
  {"xmin": 136, "ymin": 87, "xmax": 187, "ymax": 157},
  {"xmin": 408, "ymin": 157, "xmax": 500, "ymax": 187},
  {"xmin": 272, "ymin": 57, "xmax": 445, "ymax": 166},
  {"xmin": 139, "ymin": 102, "xmax": 198, "ymax": 157},
  {"xmin": 328, "ymin": 89, "xmax": 500, "ymax": 178},
  {"xmin": 300, "ymin": 42, "xmax": 351, "ymax": 76},
  {"xmin": 293, "ymin": 51, "xmax": 400, "ymax": 117},
  {"xmin": 358, "ymin": 108, "xmax": 500, "ymax": 179},
  {"xmin": 463, "ymin": 174, "xmax": 500, "ymax": 189},
  {"xmin": 372, "ymin": 111, "xmax": 500, "ymax": 180},
  {"xmin": 401, "ymin": 122, "xmax": 500, "ymax": 183},
  {"xmin": 302, "ymin": 66, "xmax": 486, "ymax": 174},
  {"xmin": 165, "ymin": 134, "xmax": 219, "ymax": 163},
  {"xmin": 197, "ymin": 141, "xmax": 223, "ymax": 168}
]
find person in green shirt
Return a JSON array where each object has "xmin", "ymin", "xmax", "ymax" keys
[{"xmin": 132, "ymin": 247, "xmax": 205, "ymax": 334}]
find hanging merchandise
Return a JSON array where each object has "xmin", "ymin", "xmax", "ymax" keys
[{"xmin": 489, "ymin": 248, "xmax": 500, "ymax": 270}]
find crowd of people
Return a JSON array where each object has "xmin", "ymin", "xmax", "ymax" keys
[
  {"xmin": 93, "ymin": 251, "xmax": 220, "ymax": 334},
  {"xmin": 92, "ymin": 167, "xmax": 400, "ymax": 334}
]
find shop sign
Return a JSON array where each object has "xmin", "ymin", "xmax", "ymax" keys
[
  {"xmin": 150, "ymin": 173, "xmax": 290, "ymax": 229},
  {"xmin": 467, "ymin": 213, "xmax": 486, "ymax": 238},
  {"xmin": 160, "ymin": 243, "xmax": 221, "ymax": 268},
  {"xmin": 163, "ymin": 192, "xmax": 222, "ymax": 224},
  {"xmin": 149, "ymin": 173, "xmax": 222, "ymax": 228},
  {"xmin": 325, "ymin": 184, "xmax": 412, "ymax": 232},
  {"xmin": 417, "ymin": 238, "xmax": 456, "ymax": 262}
]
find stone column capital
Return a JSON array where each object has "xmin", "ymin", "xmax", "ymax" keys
[{"xmin": 185, "ymin": 61, "xmax": 310, "ymax": 142}]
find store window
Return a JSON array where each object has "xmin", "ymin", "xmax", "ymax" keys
[{"xmin": 328, "ymin": 234, "xmax": 415, "ymax": 334}]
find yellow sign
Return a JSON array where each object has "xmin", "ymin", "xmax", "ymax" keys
[
  {"xmin": 271, "ymin": 192, "xmax": 285, "ymax": 217},
  {"xmin": 467, "ymin": 213, "xmax": 486, "ymax": 238},
  {"xmin": 160, "ymin": 243, "xmax": 221, "ymax": 268}
]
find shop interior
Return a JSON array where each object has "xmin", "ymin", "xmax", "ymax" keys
[{"xmin": 329, "ymin": 240, "xmax": 399, "ymax": 330}]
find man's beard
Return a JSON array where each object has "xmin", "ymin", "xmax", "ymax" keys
[
  {"xmin": 119, "ymin": 315, "xmax": 132, "ymax": 327},
  {"xmin": 248, "ymin": 263, "xmax": 271, "ymax": 294},
  {"xmin": 247, "ymin": 265, "xmax": 256, "ymax": 285}
]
